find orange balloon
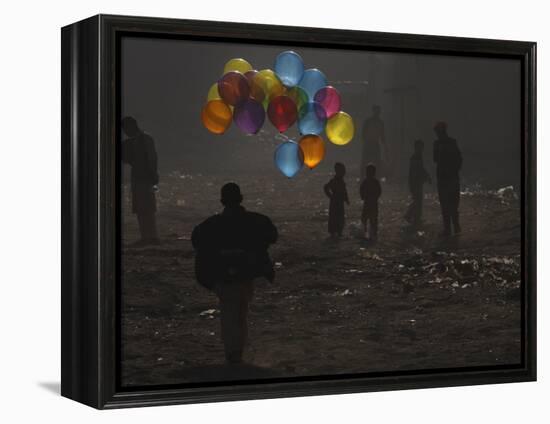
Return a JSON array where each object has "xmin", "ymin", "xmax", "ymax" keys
[
  {"xmin": 201, "ymin": 100, "xmax": 232, "ymax": 134},
  {"xmin": 298, "ymin": 134, "xmax": 325, "ymax": 169}
]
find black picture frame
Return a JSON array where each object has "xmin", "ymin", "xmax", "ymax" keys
[{"xmin": 61, "ymin": 14, "xmax": 536, "ymax": 409}]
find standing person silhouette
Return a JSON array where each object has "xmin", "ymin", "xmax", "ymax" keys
[
  {"xmin": 433, "ymin": 122, "xmax": 462, "ymax": 237},
  {"xmin": 405, "ymin": 139, "xmax": 431, "ymax": 228},
  {"xmin": 360, "ymin": 164, "xmax": 382, "ymax": 241},
  {"xmin": 191, "ymin": 183, "xmax": 278, "ymax": 364},
  {"xmin": 121, "ymin": 116, "xmax": 160, "ymax": 246},
  {"xmin": 361, "ymin": 105, "xmax": 387, "ymax": 180},
  {"xmin": 324, "ymin": 163, "xmax": 350, "ymax": 239}
]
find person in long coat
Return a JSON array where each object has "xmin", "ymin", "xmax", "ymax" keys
[
  {"xmin": 433, "ymin": 121, "xmax": 463, "ymax": 236},
  {"xmin": 121, "ymin": 116, "xmax": 160, "ymax": 245}
]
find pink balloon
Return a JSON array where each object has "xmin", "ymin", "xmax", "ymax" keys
[{"xmin": 314, "ymin": 86, "xmax": 341, "ymax": 118}]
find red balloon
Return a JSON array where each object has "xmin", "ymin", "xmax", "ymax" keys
[
  {"xmin": 218, "ymin": 71, "xmax": 250, "ymax": 106},
  {"xmin": 267, "ymin": 95, "xmax": 298, "ymax": 132}
]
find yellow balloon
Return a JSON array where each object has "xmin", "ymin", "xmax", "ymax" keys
[
  {"xmin": 223, "ymin": 58, "xmax": 253, "ymax": 75},
  {"xmin": 207, "ymin": 83, "xmax": 221, "ymax": 101},
  {"xmin": 201, "ymin": 100, "xmax": 232, "ymax": 134},
  {"xmin": 251, "ymin": 69, "xmax": 285, "ymax": 108},
  {"xmin": 299, "ymin": 134, "xmax": 325, "ymax": 169},
  {"xmin": 326, "ymin": 111, "xmax": 354, "ymax": 145}
]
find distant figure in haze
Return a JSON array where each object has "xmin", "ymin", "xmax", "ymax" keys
[
  {"xmin": 433, "ymin": 122, "xmax": 463, "ymax": 237},
  {"xmin": 361, "ymin": 105, "xmax": 386, "ymax": 180},
  {"xmin": 360, "ymin": 164, "xmax": 382, "ymax": 241},
  {"xmin": 405, "ymin": 139, "xmax": 431, "ymax": 228},
  {"xmin": 121, "ymin": 116, "xmax": 160, "ymax": 246},
  {"xmin": 324, "ymin": 162, "xmax": 350, "ymax": 238},
  {"xmin": 191, "ymin": 183, "xmax": 278, "ymax": 364}
]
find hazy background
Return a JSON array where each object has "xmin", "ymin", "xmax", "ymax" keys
[{"xmin": 121, "ymin": 36, "xmax": 521, "ymax": 188}]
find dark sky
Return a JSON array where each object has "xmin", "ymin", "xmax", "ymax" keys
[{"xmin": 121, "ymin": 36, "xmax": 521, "ymax": 188}]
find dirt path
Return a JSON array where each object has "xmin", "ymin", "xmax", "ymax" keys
[{"xmin": 121, "ymin": 171, "xmax": 521, "ymax": 386}]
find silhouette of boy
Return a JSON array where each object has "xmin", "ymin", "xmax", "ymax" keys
[
  {"xmin": 324, "ymin": 162, "xmax": 350, "ymax": 238},
  {"xmin": 191, "ymin": 183, "xmax": 278, "ymax": 363},
  {"xmin": 405, "ymin": 140, "xmax": 431, "ymax": 227},
  {"xmin": 121, "ymin": 116, "xmax": 160, "ymax": 245},
  {"xmin": 360, "ymin": 164, "xmax": 382, "ymax": 241},
  {"xmin": 433, "ymin": 122, "xmax": 462, "ymax": 236}
]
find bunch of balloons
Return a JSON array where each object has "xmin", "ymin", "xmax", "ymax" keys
[{"xmin": 201, "ymin": 51, "xmax": 355, "ymax": 177}]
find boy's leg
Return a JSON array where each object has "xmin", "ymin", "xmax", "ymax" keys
[
  {"xmin": 450, "ymin": 182, "xmax": 461, "ymax": 234},
  {"xmin": 136, "ymin": 213, "xmax": 146, "ymax": 241},
  {"xmin": 137, "ymin": 212, "xmax": 159, "ymax": 242},
  {"xmin": 144, "ymin": 212, "xmax": 159, "ymax": 241},
  {"xmin": 413, "ymin": 189, "xmax": 422, "ymax": 226},
  {"xmin": 361, "ymin": 207, "xmax": 368, "ymax": 236},
  {"xmin": 438, "ymin": 183, "xmax": 451, "ymax": 236},
  {"xmin": 219, "ymin": 282, "xmax": 243, "ymax": 363},
  {"xmin": 337, "ymin": 209, "xmax": 344, "ymax": 237},
  {"xmin": 404, "ymin": 198, "xmax": 413, "ymax": 223},
  {"xmin": 418, "ymin": 188, "xmax": 424, "ymax": 224},
  {"xmin": 371, "ymin": 212, "xmax": 378, "ymax": 241},
  {"xmin": 239, "ymin": 281, "xmax": 254, "ymax": 352}
]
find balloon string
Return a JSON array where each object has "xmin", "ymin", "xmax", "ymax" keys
[
  {"xmin": 328, "ymin": 80, "xmax": 369, "ymax": 85},
  {"xmin": 274, "ymin": 133, "xmax": 291, "ymax": 142}
]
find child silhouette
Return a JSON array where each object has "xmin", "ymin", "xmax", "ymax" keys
[{"xmin": 324, "ymin": 162, "xmax": 350, "ymax": 238}]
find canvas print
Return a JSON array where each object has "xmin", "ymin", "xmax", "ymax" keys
[{"xmin": 119, "ymin": 36, "xmax": 522, "ymax": 388}]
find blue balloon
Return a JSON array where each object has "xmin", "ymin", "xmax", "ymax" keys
[
  {"xmin": 274, "ymin": 141, "xmax": 304, "ymax": 178},
  {"xmin": 274, "ymin": 51, "xmax": 305, "ymax": 87},
  {"xmin": 298, "ymin": 102, "xmax": 327, "ymax": 135},
  {"xmin": 297, "ymin": 68, "xmax": 328, "ymax": 101}
]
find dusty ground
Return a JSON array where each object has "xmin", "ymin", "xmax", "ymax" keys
[{"xmin": 120, "ymin": 170, "xmax": 522, "ymax": 387}]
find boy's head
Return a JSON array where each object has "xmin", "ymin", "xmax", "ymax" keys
[
  {"xmin": 365, "ymin": 163, "xmax": 376, "ymax": 178},
  {"xmin": 122, "ymin": 116, "xmax": 140, "ymax": 137},
  {"xmin": 221, "ymin": 182, "xmax": 243, "ymax": 207},
  {"xmin": 414, "ymin": 139, "xmax": 424, "ymax": 153},
  {"xmin": 334, "ymin": 162, "xmax": 346, "ymax": 177}
]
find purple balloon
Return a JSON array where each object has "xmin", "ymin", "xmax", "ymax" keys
[
  {"xmin": 233, "ymin": 99, "xmax": 265, "ymax": 134},
  {"xmin": 314, "ymin": 86, "xmax": 341, "ymax": 118}
]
